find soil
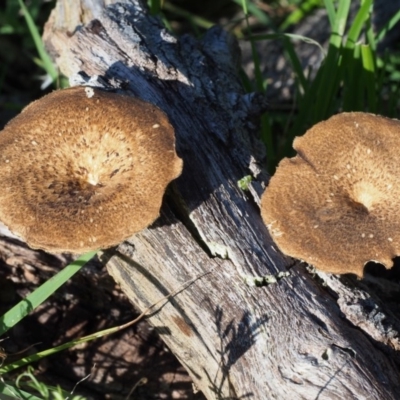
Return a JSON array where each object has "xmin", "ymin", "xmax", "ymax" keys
[{"xmin": 0, "ymin": 237, "xmax": 206, "ymax": 399}]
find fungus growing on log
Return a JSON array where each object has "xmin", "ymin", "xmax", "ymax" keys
[
  {"xmin": 0, "ymin": 86, "xmax": 182, "ymax": 253},
  {"xmin": 261, "ymin": 112, "xmax": 400, "ymax": 277}
]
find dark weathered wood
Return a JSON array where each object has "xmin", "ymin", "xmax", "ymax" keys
[{"xmin": 42, "ymin": 1, "xmax": 400, "ymax": 398}]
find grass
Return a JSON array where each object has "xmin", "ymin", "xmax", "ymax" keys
[
  {"xmin": 0, "ymin": 252, "xmax": 97, "ymax": 338},
  {"xmin": 244, "ymin": 0, "xmax": 400, "ymax": 171},
  {"xmin": 1, "ymin": 366, "xmax": 87, "ymax": 400},
  {"xmin": 0, "ymin": 252, "xmax": 95, "ymax": 399},
  {"xmin": 2, "ymin": 0, "xmax": 400, "ymax": 397},
  {"xmin": 5, "ymin": 0, "xmax": 400, "ymax": 171},
  {"xmin": 149, "ymin": 0, "xmax": 400, "ymax": 172},
  {"xmin": 0, "ymin": 0, "xmax": 61, "ymax": 130},
  {"xmin": 16, "ymin": 0, "xmax": 58, "ymax": 84}
]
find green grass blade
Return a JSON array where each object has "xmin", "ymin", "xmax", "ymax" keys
[
  {"xmin": 280, "ymin": 0, "xmax": 322, "ymax": 31},
  {"xmin": 250, "ymin": 41, "xmax": 265, "ymax": 91},
  {"xmin": 376, "ymin": 8, "xmax": 400, "ymax": 42},
  {"xmin": 282, "ymin": 36, "xmax": 308, "ymax": 95},
  {"xmin": 240, "ymin": 0, "xmax": 248, "ymax": 16},
  {"xmin": 323, "ymin": 0, "xmax": 336, "ymax": 27},
  {"xmin": 361, "ymin": 43, "xmax": 377, "ymax": 112},
  {"xmin": 239, "ymin": 68, "xmax": 253, "ymax": 92},
  {"xmin": 239, "ymin": 0, "xmax": 273, "ymax": 169},
  {"xmin": 341, "ymin": 44, "xmax": 362, "ymax": 111},
  {"xmin": 311, "ymin": 45, "xmax": 340, "ymax": 119},
  {"xmin": 17, "ymin": 0, "xmax": 58, "ymax": 82},
  {"xmin": 148, "ymin": 0, "xmax": 162, "ymax": 15},
  {"xmin": 0, "ymin": 251, "xmax": 97, "ymax": 336},
  {"xmin": 344, "ymin": 0, "xmax": 372, "ymax": 49},
  {"xmin": 162, "ymin": 3, "xmax": 214, "ymax": 30},
  {"xmin": 0, "ymin": 382, "xmax": 43, "ymax": 399},
  {"xmin": 375, "ymin": 50, "xmax": 389, "ymax": 89},
  {"xmin": 232, "ymin": 0, "xmax": 272, "ymax": 26},
  {"xmin": 312, "ymin": 0, "xmax": 351, "ymax": 119},
  {"xmin": 1, "ymin": 300, "xmax": 140, "ymax": 374},
  {"xmin": 332, "ymin": 0, "xmax": 351, "ymax": 37},
  {"xmin": 250, "ymin": 33, "xmax": 325, "ymax": 55},
  {"xmin": 260, "ymin": 113, "xmax": 275, "ymax": 173},
  {"xmin": 1, "ymin": 324, "xmax": 117, "ymax": 373},
  {"xmin": 247, "ymin": 32, "xmax": 326, "ymax": 97}
]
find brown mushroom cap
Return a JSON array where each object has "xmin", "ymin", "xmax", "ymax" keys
[
  {"xmin": 0, "ymin": 86, "xmax": 182, "ymax": 253},
  {"xmin": 261, "ymin": 112, "xmax": 400, "ymax": 277}
]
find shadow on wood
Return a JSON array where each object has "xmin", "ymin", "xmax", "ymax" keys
[{"xmin": 42, "ymin": 0, "xmax": 400, "ymax": 398}]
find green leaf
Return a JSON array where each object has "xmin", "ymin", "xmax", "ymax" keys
[
  {"xmin": 0, "ymin": 251, "xmax": 96, "ymax": 336},
  {"xmin": 344, "ymin": 0, "xmax": 372, "ymax": 50},
  {"xmin": 16, "ymin": 0, "xmax": 58, "ymax": 83},
  {"xmin": 0, "ymin": 382, "xmax": 44, "ymax": 400},
  {"xmin": 361, "ymin": 44, "xmax": 377, "ymax": 112}
]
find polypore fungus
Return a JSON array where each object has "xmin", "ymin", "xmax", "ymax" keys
[
  {"xmin": 261, "ymin": 112, "xmax": 400, "ymax": 277},
  {"xmin": 0, "ymin": 86, "xmax": 182, "ymax": 253}
]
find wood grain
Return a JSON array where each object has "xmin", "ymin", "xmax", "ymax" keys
[{"xmin": 43, "ymin": 1, "xmax": 400, "ymax": 398}]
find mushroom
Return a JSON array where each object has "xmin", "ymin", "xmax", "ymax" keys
[
  {"xmin": 0, "ymin": 86, "xmax": 182, "ymax": 253},
  {"xmin": 261, "ymin": 112, "xmax": 400, "ymax": 277}
]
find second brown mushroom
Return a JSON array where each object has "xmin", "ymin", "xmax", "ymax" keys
[
  {"xmin": 261, "ymin": 112, "xmax": 400, "ymax": 277},
  {"xmin": 0, "ymin": 86, "xmax": 182, "ymax": 253}
]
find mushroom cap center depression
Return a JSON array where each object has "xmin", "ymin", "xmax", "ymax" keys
[
  {"xmin": 351, "ymin": 181, "xmax": 383, "ymax": 211},
  {"xmin": 353, "ymin": 182, "xmax": 382, "ymax": 211},
  {"xmin": 9, "ymin": 117, "xmax": 152, "ymax": 217},
  {"xmin": 0, "ymin": 86, "xmax": 182, "ymax": 253},
  {"xmin": 261, "ymin": 112, "xmax": 400, "ymax": 276},
  {"xmin": 44, "ymin": 130, "xmax": 134, "ymax": 207}
]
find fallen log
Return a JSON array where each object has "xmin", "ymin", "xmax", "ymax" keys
[{"xmin": 43, "ymin": 1, "xmax": 400, "ymax": 398}]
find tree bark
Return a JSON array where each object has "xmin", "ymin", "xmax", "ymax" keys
[{"xmin": 43, "ymin": 1, "xmax": 400, "ymax": 399}]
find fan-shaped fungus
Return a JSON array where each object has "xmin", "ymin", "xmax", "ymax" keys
[
  {"xmin": 0, "ymin": 86, "xmax": 182, "ymax": 253},
  {"xmin": 261, "ymin": 112, "xmax": 400, "ymax": 276}
]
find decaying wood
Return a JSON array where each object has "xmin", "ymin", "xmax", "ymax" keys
[{"xmin": 42, "ymin": 1, "xmax": 400, "ymax": 398}]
